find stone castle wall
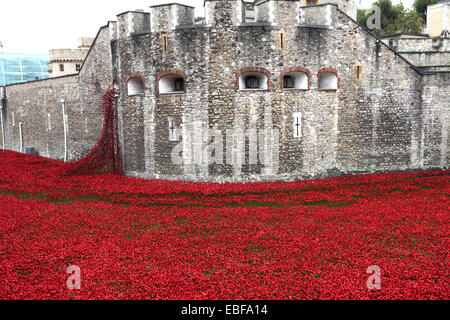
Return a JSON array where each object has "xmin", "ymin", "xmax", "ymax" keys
[
  {"xmin": 0, "ymin": 0, "xmax": 448, "ymax": 182},
  {"xmin": 0, "ymin": 26, "xmax": 112, "ymax": 162},
  {"xmin": 385, "ymin": 37, "xmax": 450, "ymax": 68},
  {"xmin": 110, "ymin": 1, "xmax": 449, "ymax": 181}
]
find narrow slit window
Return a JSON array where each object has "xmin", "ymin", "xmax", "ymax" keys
[
  {"xmin": 169, "ymin": 119, "xmax": 178, "ymax": 141},
  {"xmin": 293, "ymin": 112, "xmax": 302, "ymax": 138},
  {"xmin": 162, "ymin": 34, "xmax": 168, "ymax": 54},
  {"xmin": 278, "ymin": 30, "xmax": 286, "ymax": 50},
  {"xmin": 355, "ymin": 64, "xmax": 362, "ymax": 82}
]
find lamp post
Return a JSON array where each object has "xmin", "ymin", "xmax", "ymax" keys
[
  {"xmin": 61, "ymin": 98, "xmax": 67, "ymax": 162},
  {"xmin": 0, "ymin": 41, "xmax": 5, "ymax": 87},
  {"xmin": 19, "ymin": 122, "xmax": 23, "ymax": 153},
  {"xmin": 0, "ymin": 105, "xmax": 4, "ymax": 150}
]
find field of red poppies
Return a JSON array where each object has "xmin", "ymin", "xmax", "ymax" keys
[{"xmin": 0, "ymin": 150, "xmax": 448, "ymax": 300}]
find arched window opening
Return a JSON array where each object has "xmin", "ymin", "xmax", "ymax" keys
[
  {"xmin": 156, "ymin": 70, "xmax": 188, "ymax": 95},
  {"xmin": 159, "ymin": 75, "xmax": 186, "ymax": 94},
  {"xmin": 238, "ymin": 72, "xmax": 268, "ymax": 90},
  {"xmin": 318, "ymin": 69, "xmax": 339, "ymax": 91},
  {"xmin": 281, "ymin": 69, "xmax": 310, "ymax": 90},
  {"xmin": 319, "ymin": 73, "xmax": 338, "ymax": 90},
  {"xmin": 127, "ymin": 76, "xmax": 145, "ymax": 96}
]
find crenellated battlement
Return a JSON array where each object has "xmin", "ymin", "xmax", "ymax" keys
[
  {"xmin": 109, "ymin": 21, "xmax": 118, "ymax": 41},
  {"xmin": 298, "ymin": 4, "xmax": 336, "ymax": 29},
  {"xmin": 150, "ymin": 3, "xmax": 195, "ymax": 32},
  {"xmin": 109, "ymin": 1, "xmax": 355, "ymax": 40},
  {"xmin": 203, "ymin": 0, "xmax": 355, "ymax": 28},
  {"xmin": 203, "ymin": 0, "xmax": 275, "ymax": 26},
  {"xmin": 115, "ymin": 10, "xmax": 151, "ymax": 39},
  {"xmin": 254, "ymin": 0, "xmax": 274, "ymax": 24},
  {"xmin": 204, "ymin": 0, "xmax": 242, "ymax": 26}
]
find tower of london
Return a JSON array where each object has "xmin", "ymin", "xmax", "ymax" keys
[{"xmin": 0, "ymin": 0, "xmax": 448, "ymax": 181}]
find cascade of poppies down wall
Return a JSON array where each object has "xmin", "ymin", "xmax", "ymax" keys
[{"xmin": 60, "ymin": 89, "xmax": 124, "ymax": 176}]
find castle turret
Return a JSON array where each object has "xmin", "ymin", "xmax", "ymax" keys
[
  {"xmin": 254, "ymin": 0, "xmax": 276, "ymax": 24},
  {"xmin": 321, "ymin": 0, "xmax": 357, "ymax": 21},
  {"xmin": 150, "ymin": 3, "xmax": 195, "ymax": 32},
  {"xmin": 245, "ymin": 0, "xmax": 357, "ymax": 26},
  {"xmin": 117, "ymin": 10, "xmax": 151, "ymax": 39},
  {"xmin": 204, "ymin": 0, "xmax": 244, "ymax": 26},
  {"xmin": 109, "ymin": 21, "xmax": 118, "ymax": 42}
]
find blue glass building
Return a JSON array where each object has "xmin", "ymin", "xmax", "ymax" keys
[{"xmin": 0, "ymin": 50, "xmax": 50, "ymax": 86}]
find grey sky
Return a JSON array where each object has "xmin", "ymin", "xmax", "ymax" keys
[{"xmin": 0, "ymin": 0, "xmax": 414, "ymax": 53}]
